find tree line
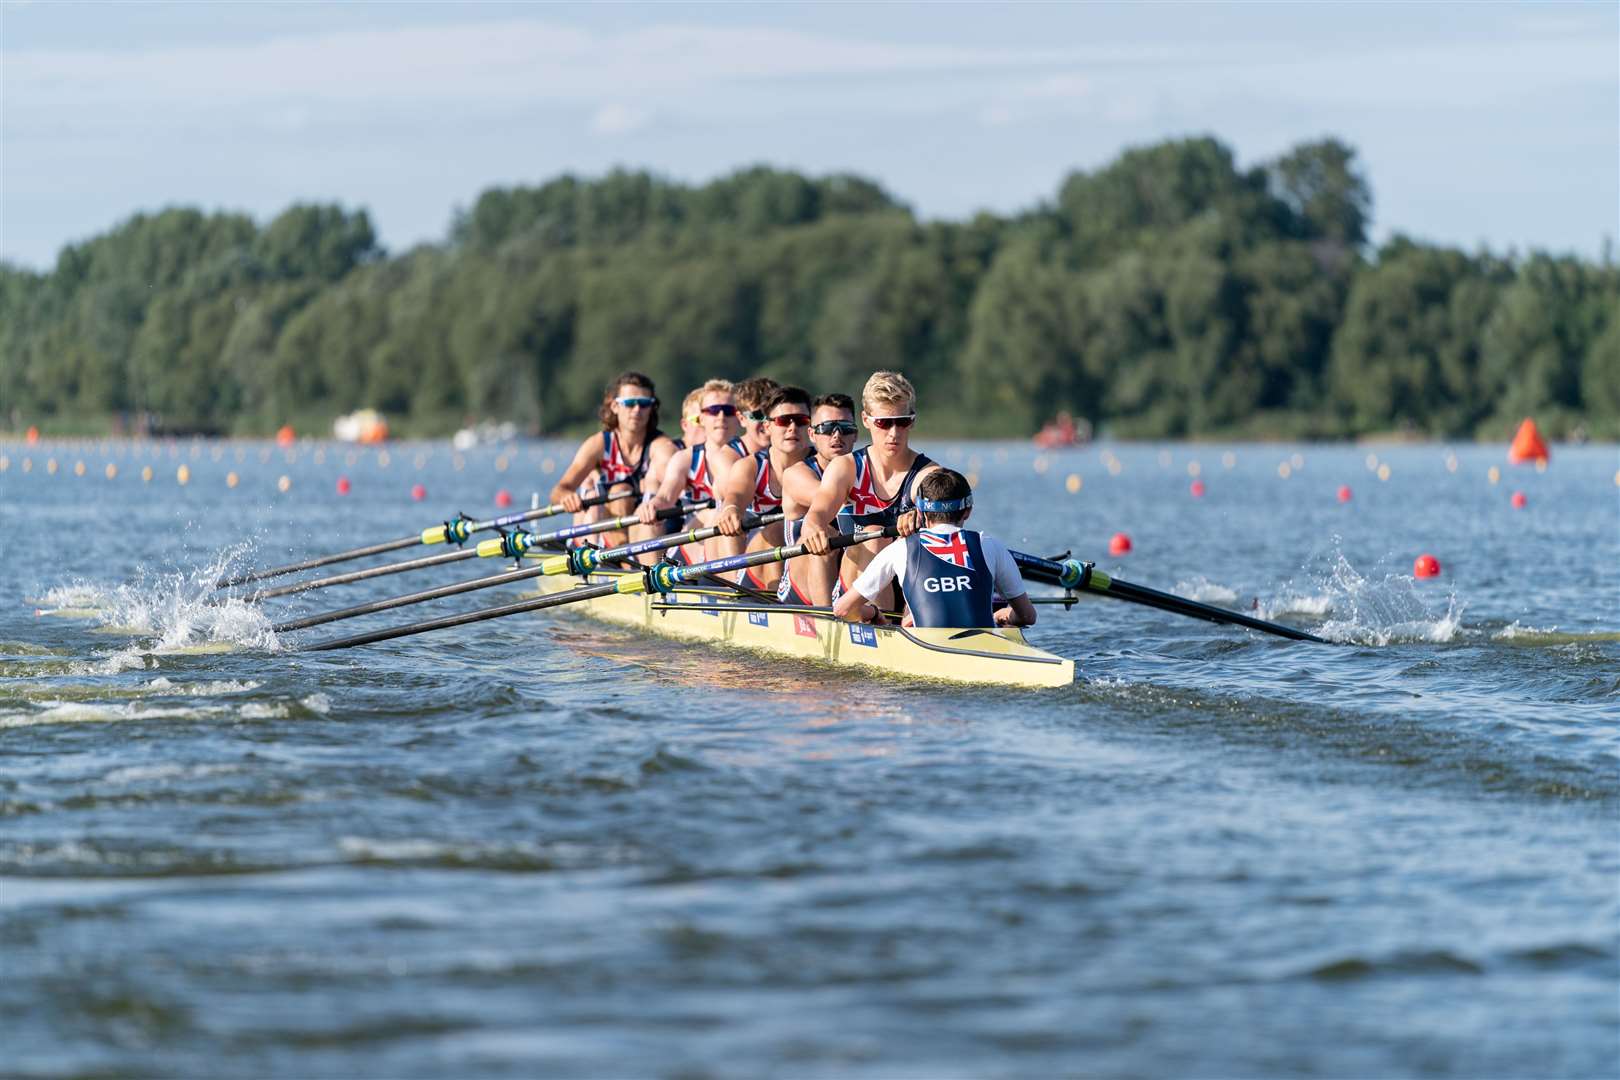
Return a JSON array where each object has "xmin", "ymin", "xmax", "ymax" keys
[{"xmin": 2, "ymin": 136, "xmax": 1615, "ymax": 439}]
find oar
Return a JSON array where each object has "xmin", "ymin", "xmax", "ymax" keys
[
  {"xmin": 215, "ymin": 487, "xmax": 635, "ymax": 588},
  {"xmin": 1011, "ymin": 551, "xmax": 1330, "ymax": 644},
  {"xmin": 303, "ymin": 526, "xmax": 892, "ymax": 652},
  {"xmin": 274, "ymin": 512, "xmax": 783, "ymax": 633},
  {"xmin": 246, "ymin": 500, "xmax": 710, "ymax": 602}
]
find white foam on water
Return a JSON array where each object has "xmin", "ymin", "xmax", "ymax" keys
[
  {"xmin": 1493, "ymin": 621, "xmax": 1559, "ymax": 640},
  {"xmin": 1261, "ymin": 548, "xmax": 1465, "ymax": 646},
  {"xmin": 0, "ymin": 699, "xmax": 214, "ymax": 730},
  {"xmin": 40, "ymin": 547, "xmax": 281, "ymax": 653},
  {"xmin": 338, "ymin": 837, "xmax": 454, "ymax": 861},
  {"xmin": 301, "ymin": 692, "xmax": 333, "ymax": 715},
  {"xmin": 102, "ymin": 762, "xmax": 242, "ymax": 785},
  {"xmin": 1171, "ymin": 577, "xmax": 1239, "ymax": 606}
]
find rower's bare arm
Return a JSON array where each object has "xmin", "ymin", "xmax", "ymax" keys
[
  {"xmin": 714, "ymin": 455, "xmax": 757, "ymax": 536},
  {"xmin": 896, "ymin": 463, "xmax": 945, "ymax": 537},
  {"xmin": 549, "ymin": 436, "xmax": 603, "ymax": 513},
  {"xmin": 780, "ymin": 460, "xmax": 822, "ymax": 509},
  {"xmin": 833, "ymin": 586, "xmax": 875, "ymax": 623},
  {"xmin": 996, "ymin": 594, "xmax": 1037, "ymax": 627},
  {"xmin": 800, "ymin": 455, "xmax": 856, "ymax": 554},
  {"xmin": 637, "ymin": 446, "xmax": 691, "ymax": 524}
]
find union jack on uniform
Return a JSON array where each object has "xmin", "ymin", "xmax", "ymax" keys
[{"xmin": 919, "ymin": 528, "xmax": 974, "ymax": 570}]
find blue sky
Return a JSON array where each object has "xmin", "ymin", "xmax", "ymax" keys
[{"xmin": 2, "ymin": 1, "xmax": 1615, "ymax": 270}]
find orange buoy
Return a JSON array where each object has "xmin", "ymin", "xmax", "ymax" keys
[
  {"xmin": 1413, "ymin": 553, "xmax": 1442, "ymax": 578},
  {"xmin": 1108, "ymin": 532, "xmax": 1132, "ymax": 556},
  {"xmin": 1189, "ymin": 480, "xmax": 1205, "ymax": 498},
  {"xmin": 1507, "ymin": 418, "xmax": 1548, "ymax": 465},
  {"xmin": 1510, "ymin": 491, "xmax": 1527, "ymax": 509},
  {"xmin": 25, "ymin": 425, "xmax": 39, "ymax": 445},
  {"xmin": 410, "ymin": 483, "xmax": 427, "ymax": 501},
  {"xmin": 275, "ymin": 424, "xmax": 296, "ymax": 448},
  {"xmin": 1337, "ymin": 484, "xmax": 1352, "ymax": 503},
  {"xmin": 336, "ymin": 476, "xmax": 351, "ymax": 495},
  {"xmin": 494, "ymin": 489, "xmax": 513, "ymax": 508}
]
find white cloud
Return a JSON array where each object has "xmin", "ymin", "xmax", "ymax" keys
[{"xmin": 591, "ymin": 103, "xmax": 650, "ymax": 136}]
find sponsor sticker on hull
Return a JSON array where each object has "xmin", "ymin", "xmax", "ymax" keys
[
  {"xmin": 747, "ymin": 611, "xmax": 769, "ymax": 628},
  {"xmin": 848, "ymin": 623, "xmax": 878, "ymax": 648},
  {"xmin": 793, "ymin": 614, "xmax": 818, "ymax": 638}
]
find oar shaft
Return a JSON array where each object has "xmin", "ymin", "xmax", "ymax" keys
[
  {"xmin": 252, "ymin": 500, "xmax": 708, "ymax": 601},
  {"xmin": 276, "ymin": 513, "xmax": 780, "ymax": 633},
  {"xmin": 1010, "ymin": 551, "xmax": 1328, "ymax": 644},
  {"xmin": 215, "ymin": 487, "xmax": 631, "ymax": 588},
  {"xmin": 302, "ymin": 524, "xmax": 891, "ymax": 651},
  {"xmin": 302, "ymin": 581, "xmax": 627, "ymax": 651},
  {"xmin": 249, "ymin": 547, "xmax": 478, "ymax": 601}
]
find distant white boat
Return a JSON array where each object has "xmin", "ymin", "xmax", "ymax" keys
[
  {"xmin": 452, "ymin": 421, "xmax": 517, "ymax": 450},
  {"xmin": 333, "ymin": 409, "xmax": 389, "ymax": 444}
]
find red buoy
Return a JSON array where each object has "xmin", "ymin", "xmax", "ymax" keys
[
  {"xmin": 411, "ymin": 483, "xmax": 427, "ymax": 502},
  {"xmin": 275, "ymin": 424, "xmax": 296, "ymax": 448},
  {"xmin": 1108, "ymin": 532, "xmax": 1132, "ymax": 556},
  {"xmin": 1189, "ymin": 480, "xmax": 1205, "ymax": 498},
  {"xmin": 1413, "ymin": 553, "xmax": 1442, "ymax": 578},
  {"xmin": 1337, "ymin": 484, "xmax": 1352, "ymax": 503},
  {"xmin": 335, "ymin": 475, "xmax": 351, "ymax": 495},
  {"xmin": 1510, "ymin": 491, "xmax": 1527, "ymax": 509},
  {"xmin": 494, "ymin": 488, "xmax": 513, "ymax": 508}
]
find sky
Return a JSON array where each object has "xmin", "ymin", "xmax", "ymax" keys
[{"xmin": 2, "ymin": 1, "xmax": 1616, "ymax": 270}]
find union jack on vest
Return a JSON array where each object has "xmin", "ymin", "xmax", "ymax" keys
[{"xmin": 918, "ymin": 528, "xmax": 974, "ymax": 571}]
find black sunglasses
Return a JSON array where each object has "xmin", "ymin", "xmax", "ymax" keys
[
  {"xmin": 811, "ymin": 420, "xmax": 857, "ymax": 435},
  {"xmin": 700, "ymin": 403, "xmax": 738, "ymax": 417}
]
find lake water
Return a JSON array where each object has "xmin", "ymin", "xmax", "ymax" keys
[{"xmin": 3, "ymin": 437, "xmax": 1617, "ymax": 1078}]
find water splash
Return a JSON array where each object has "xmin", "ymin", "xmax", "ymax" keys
[
  {"xmin": 1171, "ymin": 576, "xmax": 1239, "ymax": 606},
  {"xmin": 39, "ymin": 545, "xmax": 279, "ymax": 652},
  {"xmin": 1261, "ymin": 547, "xmax": 1464, "ymax": 646}
]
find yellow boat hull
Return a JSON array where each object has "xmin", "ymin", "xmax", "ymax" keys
[{"xmin": 525, "ymin": 571, "xmax": 1073, "ymax": 689}]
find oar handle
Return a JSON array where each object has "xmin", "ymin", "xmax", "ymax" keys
[
  {"xmin": 542, "ymin": 511, "xmax": 785, "ymax": 577},
  {"xmin": 641, "ymin": 526, "xmax": 894, "ymax": 594},
  {"xmin": 421, "ymin": 487, "xmax": 628, "ymax": 545},
  {"xmin": 473, "ymin": 499, "xmax": 714, "ymax": 559}
]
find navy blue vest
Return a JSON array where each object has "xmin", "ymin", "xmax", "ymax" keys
[{"xmin": 902, "ymin": 528, "xmax": 995, "ymax": 628}]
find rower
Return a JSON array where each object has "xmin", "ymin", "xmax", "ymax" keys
[
  {"xmin": 734, "ymin": 377, "xmax": 779, "ymax": 455},
  {"xmin": 833, "ymin": 468, "xmax": 1036, "ymax": 629},
  {"xmin": 777, "ymin": 392, "xmax": 857, "ymax": 605},
  {"xmin": 549, "ymin": 371, "xmax": 678, "ymax": 548},
  {"xmin": 798, "ymin": 371, "xmax": 941, "ymax": 602},
  {"xmin": 714, "ymin": 385, "xmax": 813, "ymax": 589},
  {"xmin": 635, "ymin": 379, "xmax": 745, "ymax": 564},
  {"xmin": 673, "ymin": 387, "xmax": 706, "ymax": 451}
]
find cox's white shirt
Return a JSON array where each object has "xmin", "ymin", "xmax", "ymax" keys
[{"xmin": 851, "ymin": 523, "xmax": 1027, "ymax": 603}]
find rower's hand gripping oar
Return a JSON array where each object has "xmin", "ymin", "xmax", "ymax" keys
[
  {"xmin": 1011, "ymin": 551, "xmax": 1330, "ymax": 644},
  {"xmin": 215, "ymin": 486, "xmax": 635, "ymax": 589},
  {"xmin": 303, "ymin": 526, "xmax": 892, "ymax": 652},
  {"xmin": 246, "ymin": 499, "xmax": 710, "ymax": 602},
  {"xmin": 273, "ymin": 512, "xmax": 783, "ymax": 633}
]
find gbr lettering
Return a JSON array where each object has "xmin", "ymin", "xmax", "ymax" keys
[{"xmin": 923, "ymin": 575, "xmax": 974, "ymax": 594}]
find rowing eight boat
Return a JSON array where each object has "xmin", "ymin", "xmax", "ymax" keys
[{"xmin": 521, "ymin": 566, "xmax": 1074, "ymax": 688}]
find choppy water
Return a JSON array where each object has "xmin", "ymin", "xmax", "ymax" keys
[{"xmin": 2, "ymin": 437, "xmax": 1617, "ymax": 1078}]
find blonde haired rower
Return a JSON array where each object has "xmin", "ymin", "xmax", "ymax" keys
[
  {"xmin": 799, "ymin": 371, "xmax": 941, "ymax": 597},
  {"xmin": 635, "ymin": 379, "xmax": 745, "ymax": 564}
]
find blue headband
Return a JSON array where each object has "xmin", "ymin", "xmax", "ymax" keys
[{"xmin": 916, "ymin": 493, "xmax": 972, "ymax": 514}]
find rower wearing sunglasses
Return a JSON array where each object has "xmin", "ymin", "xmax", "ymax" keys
[
  {"xmin": 635, "ymin": 379, "xmax": 746, "ymax": 565},
  {"xmin": 776, "ymin": 392, "xmax": 859, "ymax": 605},
  {"xmin": 549, "ymin": 370, "xmax": 678, "ymax": 549},
  {"xmin": 714, "ymin": 385, "xmax": 815, "ymax": 590},
  {"xmin": 799, "ymin": 371, "xmax": 940, "ymax": 600}
]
